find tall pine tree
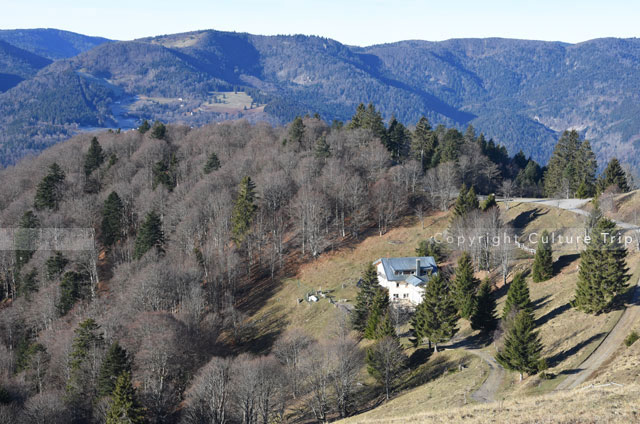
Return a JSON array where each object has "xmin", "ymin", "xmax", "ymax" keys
[
  {"xmin": 496, "ymin": 309, "xmax": 544, "ymax": 381},
  {"xmin": 34, "ymin": 163, "xmax": 65, "ymax": 210},
  {"xmin": 105, "ymin": 372, "xmax": 145, "ymax": 424},
  {"xmin": 451, "ymin": 252, "xmax": 480, "ymax": 319},
  {"xmin": 101, "ymin": 192, "xmax": 125, "ymax": 247},
  {"xmin": 502, "ymin": 272, "xmax": 532, "ymax": 321},
  {"xmin": 364, "ymin": 289, "xmax": 394, "ymax": 340},
  {"xmin": 532, "ymin": 230, "xmax": 553, "ymax": 282},
  {"xmin": 573, "ymin": 218, "xmax": 630, "ymax": 314},
  {"xmin": 411, "ymin": 274, "xmax": 458, "ymax": 352},
  {"xmin": 231, "ymin": 176, "xmax": 258, "ymax": 245},
  {"xmin": 411, "ymin": 116, "xmax": 436, "ymax": 170},
  {"xmin": 133, "ymin": 211, "xmax": 164, "ymax": 260},
  {"xmin": 84, "ymin": 137, "xmax": 105, "ymax": 176},
  {"xmin": 601, "ymin": 158, "xmax": 630, "ymax": 193},
  {"xmin": 203, "ymin": 152, "xmax": 221, "ymax": 174},
  {"xmin": 352, "ymin": 263, "xmax": 381, "ymax": 332},
  {"xmin": 470, "ymin": 279, "xmax": 498, "ymax": 333},
  {"xmin": 98, "ymin": 342, "xmax": 132, "ymax": 397}
]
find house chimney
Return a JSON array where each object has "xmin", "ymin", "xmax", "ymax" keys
[{"xmin": 416, "ymin": 258, "xmax": 421, "ymax": 276}]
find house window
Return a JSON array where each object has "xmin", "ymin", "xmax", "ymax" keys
[
  {"xmin": 393, "ymin": 293, "xmax": 399, "ymax": 299},
  {"xmin": 396, "ymin": 282, "xmax": 400, "ymax": 288},
  {"xmin": 403, "ymin": 294, "xmax": 408, "ymax": 298}
]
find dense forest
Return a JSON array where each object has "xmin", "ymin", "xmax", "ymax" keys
[
  {"xmin": 0, "ymin": 103, "xmax": 562, "ymax": 423},
  {"xmin": 2, "ymin": 29, "xmax": 640, "ymax": 167}
]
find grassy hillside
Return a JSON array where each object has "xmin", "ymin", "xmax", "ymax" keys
[{"xmin": 339, "ymin": 384, "xmax": 640, "ymax": 423}]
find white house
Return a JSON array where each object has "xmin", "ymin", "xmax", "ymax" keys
[{"xmin": 373, "ymin": 257, "xmax": 437, "ymax": 305}]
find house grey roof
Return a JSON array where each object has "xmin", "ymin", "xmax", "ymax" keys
[
  {"xmin": 374, "ymin": 256, "xmax": 437, "ymax": 283},
  {"xmin": 405, "ymin": 275, "xmax": 426, "ymax": 287}
]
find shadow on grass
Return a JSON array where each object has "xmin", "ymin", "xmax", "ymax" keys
[
  {"xmin": 532, "ymin": 294, "xmax": 553, "ymax": 310},
  {"xmin": 510, "ymin": 207, "xmax": 548, "ymax": 235},
  {"xmin": 553, "ymin": 253, "xmax": 580, "ymax": 275},
  {"xmin": 547, "ymin": 332, "xmax": 606, "ymax": 367},
  {"xmin": 536, "ymin": 302, "xmax": 571, "ymax": 326}
]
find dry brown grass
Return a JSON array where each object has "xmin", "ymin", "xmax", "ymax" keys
[
  {"xmin": 339, "ymin": 384, "xmax": 640, "ymax": 423},
  {"xmin": 251, "ymin": 213, "xmax": 450, "ymax": 338}
]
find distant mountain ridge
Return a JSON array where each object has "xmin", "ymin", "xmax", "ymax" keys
[
  {"xmin": 0, "ymin": 28, "xmax": 111, "ymax": 59},
  {"xmin": 0, "ymin": 28, "xmax": 639, "ymax": 168}
]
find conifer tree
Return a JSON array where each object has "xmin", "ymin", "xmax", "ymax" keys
[
  {"xmin": 288, "ymin": 116, "xmax": 306, "ymax": 145},
  {"xmin": 481, "ymin": 193, "xmax": 497, "ymax": 211},
  {"xmin": 364, "ymin": 289, "xmax": 393, "ymax": 340},
  {"xmin": 502, "ymin": 272, "xmax": 532, "ymax": 321},
  {"xmin": 386, "ymin": 116, "xmax": 409, "ymax": 160},
  {"xmin": 532, "ymin": 230, "xmax": 553, "ymax": 282},
  {"xmin": 138, "ymin": 120, "xmax": 150, "ymax": 134},
  {"xmin": 411, "ymin": 116, "xmax": 436, "ymax": 170},
  {"xmin": 415, "ymin": 238, "xmax": 445, "ymax": 263},
  {"xmin": 18, "ymin": 269, "xmax": 38, "ymax": 299},
  {"xmin": 150, "ymin": 121, "xmax": 166, "ymax": 139},
  {"xmin": 57, "ymin": 271, "xmax": 84, "ymax": 316},
  {"xmin": 452, "ymin": 184, "xmax": 478, "ymax": 218},
  {"xmin": 133, "ymin": 211, "xmax": 164, "ymax": 260},
  {"xmin": 231, "ymin": 176, "xmax": 257, "ymax": 245},
  {"xmin": 84, "ymin": 137, "xmax": 105, "ymax": 176},
  {"xmin": 573, "ymin": 218, "xmax": 630, "ymax": 314},
  {"xmin": 46, "ymin": 251, "xmax": 68, "ymax": 280},
  {"xmin": 451, "ymin": 252, "xmax": 480, "ymax": 319},
  {"xmin": 544, "ymin": 130, "xmax": 590, "ymax": 197},
  {"xmin": 34, "ymin": 163, "xmax": 65, "ymax": 210},
  {"xmin": 411, "ymin": 274, "xmax": 458, "ymax": 352},
  {"xmin": 101, "ymin": 192, "xmax": 125, "ymax": 247},
  {"xmin": 203, "ymin": 151, "xmax": 221, "ymax": 174},
  {"xmin": 470, "ymin": 279, "xmax": 498, "ymax": 333},
  {"xmin": 98, "ymin": 342, "xmax": 132, "ymax": 397},
  {"xmin": 347, "ymin": 103, "xmax": 367, "ymax": 129},
  {"xmin": 352, "ymin": 263, "xmax": 381, "ymax": 332},
  {"xmin": 67, "ymin": 319, "xmax": 103, "ymax": 396},
  {"xmin": 15, "ymin": 210, "xmax": 39, "ymax": 269},
  {"xmin": 105, "ymin": 372, "xmax": 145, "ymax": 424},
  {"xmin": 601, "ymin": 158, "xmax": 630, "ymax": 193},
  {"xmin": 314, "ymin": 135, "xmax": 331, "ymax": 159},
  {"xmin": 496, "ymin": 310, "xmax": 544, "ymax": 381}
]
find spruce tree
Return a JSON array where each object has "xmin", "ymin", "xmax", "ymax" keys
[
  {"xmin": 105, "ymin": 372, "xmax": 145, "ymax": 424},
  {"xmin": 101, "ymin": 192, "xmax": 125, "ymax": 247},
  {"xmin": 203, "ymin": 152, "xmax": 221, "ymax": 174},
  {"xmin": 411, "ymin": 274, "xmax": 458, "ymax": 352},
  {"xmin": 138, "ymin": 120, "xmax": 150, "ymax": 134},
  {"xmin": 573, "ymin": 218, "xmax": 630, "ymax": 314},
  {"xmin": 314, "ymin": 135, "xmax": 331, "ymax": 159},
  {"xmin": 67, "ymin": 319, "xmax": 103, "ymax": 396},
  {"xmin": 15, "ymin": 210, "xmax": 39, "ymax": 269},
  {"xmin": 411, "ymin": 116, "xmax": 436, "ymax": 170},
  {"xmin": 453, "ymin": 184, "xmax": 479, "ymax": 218},
  {"xmin": 532, "ymin": 230, "xmax": 553, "ymax": 282},
  {"xmin": 352, "ymin": 263, "xmax": 381, "ymax": 332},
  {"xmin": 364, "ymin": 289, "xmax": 393, "ymax": 340},
  {"xmin": 18, "ymin": 269, "xmax": 38, "ymax": 299},
  {"xmin": 470, "ymin": 279, "xmax": 498, "ymax": 333},
  {"xmin": 502, "ymin": 272, "xmax": 532, "ymax": 321},
  {"xmin": 150, "ymin": 121, "xmax": 166, "ymax": 139},
  {"xmin": 386, "ymin": 116, "xmax": 409, "ymax": 160},
  {"xmin": 231, "ymin": 176, "xmax": 257, "ymax": 245},
  {"xmin": 98, "ymin": 342, "xmax": 132, "ymax": 397},
  {"xmin": 544, "ymin": 130, "xmax": 582, "ymax": 197},
  {"xmin": 451, "ymin": 252, "xmax": 480, "ymax": 319},
  {"xmin": 481, "ymin": 193, "xmax": 497, "ymax": 211},
  {"xmin": 57, "ymin": 271, "xmax": 84, "ymax": 316},
  {"xmin": 601, "ymin": 158, "xmax": 630, "ymax": 193},
  {"xmin": 496, "ymin": 310, "xmax": 544, "ymax": 381},
  {"xmin": 34, "ymin": 163, "xmax": 65, "ymax": 210},
  {"xmin": 288, "ymin": 116, "xmax": 306, "ymax": 145},
  {"xmin": 415, "ymin": 238, "xmax": 445, "ymax": 263},
  {"xmin": 133, "ymin": 211, "xmax": 164, "ymax": 260},
  {"xmin": 46, "ymin": 251, "xmax": 68, "ymax": 280},
  {"xmin": 84, "ymin": 137, "xmax": 105, "ymax": 176}
]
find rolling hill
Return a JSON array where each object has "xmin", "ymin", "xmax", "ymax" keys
[{"xmin": 2, "ymin": 29, "xmax": 640, "ymax": 167}]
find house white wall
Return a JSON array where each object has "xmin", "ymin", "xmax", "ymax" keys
[{"xmin": 375, "ymin": 262, "xmax": 424, "ymax": 305}]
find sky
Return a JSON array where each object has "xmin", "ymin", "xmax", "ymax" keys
[{"xmin": 2, "ymin": 0, "xmax": 639, "ymax": 45}]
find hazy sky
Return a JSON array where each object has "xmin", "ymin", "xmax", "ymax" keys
[{"xmin": 2, "ymin": 0, "xmax": 639, "ymax": 45}]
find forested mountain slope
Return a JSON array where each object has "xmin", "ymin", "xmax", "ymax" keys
[
  {"xmin": 0, "ymin": 28, "xmax": 111, "ymax": 60},
  {"xmin": 2, "ymin": 29, "xmax": 640, "ymax": 169}
]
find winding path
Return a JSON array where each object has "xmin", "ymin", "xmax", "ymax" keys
[
  {"xmin": 510, "ymin": 197, "xmax": 640, "ymax": 391},
  {"xmin": 455, "ymin": 196, "xmax": 640, "ymax": 401}
]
